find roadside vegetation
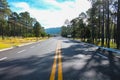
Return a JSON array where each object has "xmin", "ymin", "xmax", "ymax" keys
[
  {"xmin": 0, "ymin": 37, "xmax": 48, "ymax": 49},
  {"xmin": 0, "ymin": 0, "xmax": 48, "ymax": 49},
  {"xmin": 61, "ymin": 0, "xmax": 120, "ymax": 49}
]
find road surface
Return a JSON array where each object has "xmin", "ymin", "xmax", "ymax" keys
[{"xmin": 0, "ymin": 37, "xmax": 120, "ymax": 80}]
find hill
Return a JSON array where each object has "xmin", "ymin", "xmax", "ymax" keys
[{"xmin": 45, "ymin": 27, "xmax": 61, "ymax": 35}]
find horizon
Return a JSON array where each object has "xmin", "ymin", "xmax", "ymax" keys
[{"xmin": 45, "ymin": 27, "xmax": 61, "ymax": 29}]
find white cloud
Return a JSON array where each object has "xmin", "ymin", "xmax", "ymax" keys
[
  {"xmin": 11, "ymin": 2, "xmax": 30, "ymax": 12},
  {"xmin": 10, "ymin": 0, "xmax": 91, "ymax": 28}
]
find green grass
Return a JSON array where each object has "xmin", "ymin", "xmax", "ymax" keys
[{"xmin": 0, "ymin": 37, "xmax": 48, "ymax": 49}]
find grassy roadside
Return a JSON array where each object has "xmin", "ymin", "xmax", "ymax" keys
[
  {"xmin": 74, "ymin": 38, "xmax": 117, "ymax": 49},
  {"xmin": 0, "ymin": 37, "xmax": 48, "ymax": 49}
]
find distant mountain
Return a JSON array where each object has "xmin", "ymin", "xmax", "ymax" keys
[{"xmin": 45, "ymin": 27, "xmax": 61, "ymax": 35}]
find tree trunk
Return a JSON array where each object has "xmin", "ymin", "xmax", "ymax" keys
[
  {"xmin": 101, "ymin": 0, "xmax": 105, "ymax": 46},
  {"xmin": 117, "ymin": 0, "xmax": 120, "ymax": 49},
  {"xmin": 106, "ymin": 0, "xmax": 110, "ymax": 48},
  {"xmin": 1, "ymin": 23, "xmax": 4, "ymax": 40},
  {"xmin": 98, "ymin": 4, "xmax": 101, "ymax": 41},
  {"xmin": 14, "ymin": 21, "xmax": 15, "ymax": 37},
  {"xmin": 91, "ymin": 5, "xmax": 95, "ymax": 43}
]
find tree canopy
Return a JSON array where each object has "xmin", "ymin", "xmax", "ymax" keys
[
  {"xmin": 0, "ymin": 0, "xmax": 47, "ymax": 39},
  {"xmin": 61, "ymin": 0, "xmax": 120, "ymax": 49}
]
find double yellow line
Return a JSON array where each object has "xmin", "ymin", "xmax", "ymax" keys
[{"xmin": 50, "ymin": 40, "xmax": 63, "ymax": 80}]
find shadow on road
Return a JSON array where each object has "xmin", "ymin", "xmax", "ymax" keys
[
  {"xmin": 0, "ymin": 53, "xmax": 55, "ymax": 80},
  {"xmin": 61, "ymin": 40, "xmax": 120, "ymax": 80}
]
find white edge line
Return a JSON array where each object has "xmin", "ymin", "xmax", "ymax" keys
[
  {"xmin": 0, "ymin": 47, "xmax": 14, "ymax": 52},
  {"xmin": 97, "ymin": 53, "xmax": 108, "ymax": 59},
  {"xmin": 0, "ymin": 57, "xmax": 7, "ymax": 61}
]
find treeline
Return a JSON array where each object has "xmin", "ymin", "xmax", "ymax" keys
[
  {"xmin": 61, "ymin": 0, "xmax": 120, "ymax": 49},
  {"xmin": 0, "ymin": 0, "xmax": 47, "ymax": 40}
]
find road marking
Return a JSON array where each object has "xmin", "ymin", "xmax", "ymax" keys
[
  {"xmin": 97, "ymin": 53, "xmax": 108, "ymax": 59},
  {"xmin": 30, "ymin": 46, "xmax": 35, "ymax": 48},
  {"xmin": 17, "ymin": 49, "xmax": 26, "ymax": 53},
  {"xmin": 58, "ymin": 41, "xmax": 63, "ymax": 80},
  {"xmin": 0, "ymin": 57, "xmax": 7, "ymax": 61},
  {"xmin": 50, "ymin": 51, "xmax": 57, "ymax": 80},
  {"xmin": 50, "ymin": 41, "xmax": 63, "ymax": 80}
]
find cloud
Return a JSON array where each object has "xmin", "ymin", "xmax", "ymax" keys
[
  {"xmin": 10, "ymin": 2, "xmax": 29, "ymax": 12},
  {"xmin": 8, "ymin": 0, "xmax": 91, "ymax": 28}
]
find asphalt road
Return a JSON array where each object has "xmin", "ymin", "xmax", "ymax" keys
[{"xmin": 0, "ymin": 37, "xmax": 120, "ymax": 80}]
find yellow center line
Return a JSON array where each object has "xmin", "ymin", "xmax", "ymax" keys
[
  {"xmin": 50, "ymin": 40, "xmax": 63, "ymax": 80},
  {"xmin": 58, "ymin": 41, "xmax": 63, "ymax": 80},
  {"xmin": 50, "ymin": 45, "xmax": 58, "ymax": 80}
]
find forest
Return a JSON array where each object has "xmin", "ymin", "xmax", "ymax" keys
[
  {"xmin": 0, "ymin": 0, "xmax": 47, "ymax": 40},
  {"xmin": 61, "ymin": 0, "xmax": 120, "ymax": 49}
]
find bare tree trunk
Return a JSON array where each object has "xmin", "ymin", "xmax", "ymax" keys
[
  {"xmin": 117, "ymin": 0, "xmax": 120, "ymax": 49},
  {"xmin": 98, "ymin": 4, "xmax": 101, "ymax": 41},
  {"xmin": 1, "ymin": 23, "xmax": 4, "ymax": 40},
  {"xmin": 106, "ymin": 0, "xmax": 110, "ymax": 48},
  {"xmin": 101, "ymin": 0, "xmax": 105, "ymax": 46},
  {"xmin": 91, "ymin": 5, "xmax": 95, "ymax": 43}
]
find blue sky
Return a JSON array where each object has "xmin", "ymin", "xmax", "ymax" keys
[{"xmin": 7, "ymin": 0, "xmax": 91, "ymax": 28}]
